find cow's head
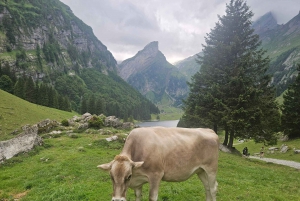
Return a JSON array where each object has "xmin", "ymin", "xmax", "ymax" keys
[{"xmin": 98, "ymin": 155, "xmax": 144, "ymax": 201}]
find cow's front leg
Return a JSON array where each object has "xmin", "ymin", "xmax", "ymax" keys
[
  {"xmin": 134, "ymin": 185, "xmax": 143, "ymax": 201},
  {"xmin": 148, "ymin": 174, "xmax": 163, "ymax": 201}
]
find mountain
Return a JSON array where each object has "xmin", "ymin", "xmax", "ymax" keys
[
  {"xmin": 118, "ymin": 41, "xmax": 188, "ymax": 106},
  {"xmin": 255, "ymin": 11, "xmax": 300, "ymax": 95},
  {"xmin": 252, "ymin": 12, "xmax": 278, "ymax": 36},
  {"xmin": 0, "ymin": 0, "xmax": 159, "ymax": 120},
  {"xmin": 174, "ymin": 52, "xmax": 203, "ymax": 81}
]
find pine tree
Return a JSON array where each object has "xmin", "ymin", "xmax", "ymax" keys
[
  {"xmin": 14, "ymin": 77, "xmax": 25, "ymax": 99},
  {"xmin": 88, "ymin": 95, "xmax": 96, "ymax": 114},
  {"xmin": 80, "ymin": 97, "xmax": 87, "ymax": 114},
  {"xmin": 95, "ymin": 98, "xmax": 103, "ymax": 115},
  {"xmin": 24, "ymin": 76, "xmax": 36, "ymax": 103},
  {"xmin": 281, "ymin": 64, "xmax": 300, "ymax": 139},
  {"xmin": 182, "ymin": 0, "xmax": 279, "ymax": 147}
]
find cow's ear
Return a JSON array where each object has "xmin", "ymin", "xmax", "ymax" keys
[
  {"xmin": 97, "ymin": 161, "xmax": 113, "ymax": 171},
  {"xmin": 133, "ymin": 161, "xmax": 144, "ymax": 169}
]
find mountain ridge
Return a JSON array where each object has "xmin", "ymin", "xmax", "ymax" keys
[{"xmin": 118, "ymin": 41, "xmax": 188, "ymax": 106}]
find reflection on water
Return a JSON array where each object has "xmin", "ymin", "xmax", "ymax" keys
[{"xmin": 136, "ymin": 120, "xmax": 179, "ymax": 128}]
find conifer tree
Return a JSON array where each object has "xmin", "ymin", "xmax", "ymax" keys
[
  {"xmin": 88, "ymin": 95, "xmax": 96, "ymax": 114},
  {"xmin": 95, "ymin": 98, "xmax": 103, "ymax": 115},
  {"xmin": 14, "ymin": 77, "xmax": 25, "ymax": 99},
  {"xmin": 24, "ymin": 76, "xmax": 36, "ymax": 103},
  {"xmin": 80, "ymin": 97, "xmax": 87, "ymax": 114},
  {"xmin": 281, "ymin": 64, "xmax": 300, "ymax": 139},
  {"xmin": 182, "ymin": 0, "xmax": 280, "ymax": 147}
]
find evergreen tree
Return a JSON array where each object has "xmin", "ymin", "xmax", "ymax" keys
[
  {"xmin": 14, "ymin": 77, "xmax": 25, "ymax": 99},
  {"xmin": 58, "ymin": 95, "xmax": 64, "ymax": 110},
  {"xmin": 0, "ymin": 75, "xmax": 14, "ymax": 93},
  {"xmin": 88, "ymin": 95, "xmax": 96, "ymax": 114},
  {"xmin": 281, "ymin": 64, "xmax": 300, "ymax": 139},
  {"xmin": 95, "ymin": 98, "xmax": 103, "ymax": 115},
  {"xmin": 48, "ymin": 87, "xmax": 55, "ymax": 107},
  {"xmin": 80, "ymin": 97, "xmax": 87, "ymax": 114},
  {"xmin": 24, "ymin": 76, "xmax": 36, "ymax": 103},
  {"xmin": 182, "ymin": 0, "xmax": 279, "ymax": 147},
  {"xmin": 53, "ymin": 91, "xmax": 59, "ymax": 109},
  {"xmin": 39, "ymin": 83, "xmax": 49, "ymax": 106}
]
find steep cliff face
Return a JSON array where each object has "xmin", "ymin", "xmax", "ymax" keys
[
  {"xmin": 118, "ymin": 41, "xmax": 188, "ymax": 106},
  {"xmin": 0, "ymin": 0, "xmax": 117, "ymax": 77},
  {"xmin": 258, "ymin": 12, "xmax": 300, "ymax": 95}
]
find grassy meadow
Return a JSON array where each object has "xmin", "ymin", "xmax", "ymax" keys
[
  {"xmin": 0, "ymin": 131, "xmax": 300, "ymax": 201},
  {"xmin": 0, "ymin": 90, "xmax": 75, "ymax": 141},
  {"xmin": 1, "ymin": 89, "xmax": 300, "ymax": 200}
]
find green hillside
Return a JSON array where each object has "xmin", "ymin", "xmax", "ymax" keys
[
  {"xmin": 0, "ymin": 89, "xmax": 75, "ymax": 141},
  {"xmin": 0, "ymin": 133, "xmax": 299, "ymax": 200},
  {"xmin": 0, "ymin": 0, "xmax": 159, "ymax": 120}
]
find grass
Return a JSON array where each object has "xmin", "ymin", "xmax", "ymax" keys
[
  {"xmin": 234, "ymin": 138, "xmax": 300, "ymax": 163},
  {"xmin": 0, "ymin": 132, "xmax": 299, "ymax": 201},
  {"xmin": 155, "ymin": 105, "xmax": 183, "ymax": 121},
  {"xmin": 0, "ymin": 90, "xmax": 76, "ymax": 141}
]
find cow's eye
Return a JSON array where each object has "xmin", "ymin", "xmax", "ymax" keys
[{"xmin": 125, "ymin": 175, "xmax": 132, "ymax": 182}]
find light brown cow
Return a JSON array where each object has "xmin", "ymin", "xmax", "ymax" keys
[{"xmin": 98, "ymin": 127, "xmax": 219, "ymax": 201}]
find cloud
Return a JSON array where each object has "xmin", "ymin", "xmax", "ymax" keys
[{"xmin": 60, "ymin": 0, "xmax": 299, "ymax": 63}]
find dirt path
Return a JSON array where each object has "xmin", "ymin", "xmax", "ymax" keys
[{"xmin": 249, "ymin": 156, "xmax": 300, "ymax": 169}]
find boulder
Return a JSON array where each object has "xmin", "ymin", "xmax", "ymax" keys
[
  {"xmin": 105, "ymin": 116, "xmax": 122, "ymax": 128},
  {"xmin": 0, "ymin": 125, "xmax": 43, "ymax": 162},
  {"xmin": 280, "ymin": 144, "xmax": 289, "ymax": 153}
]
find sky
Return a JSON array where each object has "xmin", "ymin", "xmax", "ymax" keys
[{"xmin": 59, "ymin": 0, "xmax": 300, "ymax": 64}]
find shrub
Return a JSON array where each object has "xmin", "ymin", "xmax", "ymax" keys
[
  {"xmin": 61, "ymin": 119, "xmax": 69, "ymax": 126},
  {"xmin": 88, "ymin": 115, "xmax": 104, "ymax": 129}
]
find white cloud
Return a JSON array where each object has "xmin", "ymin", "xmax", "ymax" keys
[{"xmin": 60, "ymin": 0, "xmax": 299, "ymax": 64}]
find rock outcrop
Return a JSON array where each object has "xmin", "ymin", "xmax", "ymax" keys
[{"xmin": 0, "ymin": 124, "xmax": 42, "ymax": 162}]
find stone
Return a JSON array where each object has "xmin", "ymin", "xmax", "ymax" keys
[
  {"xmin": 280, "ymin": 145, "xmax": 289, "ymax": 153},
  {"xmin": 0, "ymin": 125, "xmax": 42, "ymax": 162}
]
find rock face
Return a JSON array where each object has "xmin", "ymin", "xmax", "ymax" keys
[
  {"xmin": 252, "ymin": 12, "xmax": 278, "ymax": 36},
  {"xmin": 0, "ymin": 125, "xmax": 42, "ymax": 162},
  {"xmin": 252, "ymin": 11, "xmax": 300, "ymax": 95},
  {"xmin": 0, "ymin": 1, "xmax": 117, "ymax": 77},
  {"xmin": 118, "ymin": 41, "xmax": 189, "ymax": 106}
]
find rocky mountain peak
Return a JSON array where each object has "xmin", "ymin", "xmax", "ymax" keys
[
  {"xmin": 252, "ymin": 12, "xmax": 278, "ymax": 35},
  {"xmin": 118, "ymin": 41, "xmax": 161, "ymax": 81},
  {"xmin": 137, "ymin": 41, "xmax": 159, "ymax": 58}
]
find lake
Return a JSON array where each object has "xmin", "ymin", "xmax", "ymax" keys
[{"xmin": 136, "ymin": 120, "xmax": 179, "ymax": 127}]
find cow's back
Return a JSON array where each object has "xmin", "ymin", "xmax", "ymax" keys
[{"xmin": 121, "ymin": 127, "xmax": 219, "ymax": 182}]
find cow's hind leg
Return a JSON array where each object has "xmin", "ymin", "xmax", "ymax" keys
[
  {"xmin": 133, "ymin": 185, "xmax": 143, "ymax": 201},
  {"xmin": 197, "ymin": 169, "xmax": 217, "ymax": 201}
]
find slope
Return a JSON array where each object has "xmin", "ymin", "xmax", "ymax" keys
[{"xmin": 0, "ymin": 89, "xmax": 75, "ymax": 141}]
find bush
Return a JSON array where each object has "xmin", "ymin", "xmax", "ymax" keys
[
  {"xmin": 61, "ymin": 119, "xmax": 69, "ymax": 126},
  {"xmin": 88, "ymin": 115, "xmax": 104, "ymax": 129}
]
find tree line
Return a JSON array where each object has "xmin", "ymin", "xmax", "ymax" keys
[
  {"xmin": 179, "ymin": 0, "xmax": 300, "ymax": 147},
  {"xmin": 0, "ymin": 63, "xmax": 72, "ymax": 112}
]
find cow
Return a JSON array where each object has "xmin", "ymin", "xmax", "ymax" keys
[{"xmin": 98, "ymin": 127, "xmax": 219, "ymax": 201}]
